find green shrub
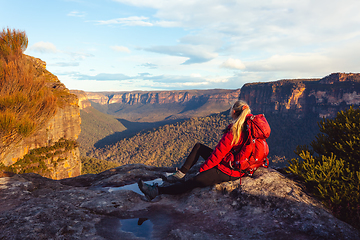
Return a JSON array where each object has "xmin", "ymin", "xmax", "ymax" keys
[
  {"xmin": 0, "ymin": 139, "xmax": 78, "ymax": 175},
  {"xmin": 81, "ymin": 157, "xmax": 119, "ymax": 174},
  {"xmin": 287, "ymin": 106, "xmax": 360, "ymax": 229}
]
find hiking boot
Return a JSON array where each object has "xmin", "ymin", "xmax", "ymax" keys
[
  {"xmin": 137, "ymin": 179, "xmax": 159, "ymax": 201},
  {"xmin": 166, "ymin": 169, "xmax": 185, "ymax": 183}
]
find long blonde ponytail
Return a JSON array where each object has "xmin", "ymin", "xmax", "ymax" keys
[{"xmin": 230, "ymin": 100, "xmax": 251, "ymax": 145}]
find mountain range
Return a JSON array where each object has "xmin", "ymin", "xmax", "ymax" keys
[{"xmin": 74, "ymin": 72, "xmax": 360, "ymax": 168}]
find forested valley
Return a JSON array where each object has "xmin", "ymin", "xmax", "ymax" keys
[{"xmin": 82, "ymin": 110, "xmax": 321, "ymax": 169}]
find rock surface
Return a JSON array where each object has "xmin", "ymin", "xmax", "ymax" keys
[{"xmin": 0, "ymin": 164, "xmax": 358, "ymax": 240}]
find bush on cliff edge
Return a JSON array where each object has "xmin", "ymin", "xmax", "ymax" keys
[
  {"xmin": 287, "ymin": 106, "xmax": 360, "ymax": 229},
  {"xmin": 0, "ymin": 28, "xmax": 57, "ymax": 149}
]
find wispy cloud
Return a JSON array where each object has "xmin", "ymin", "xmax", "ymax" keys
[
  {"xmin": 139, "ymin": 63, "xmax": 158, "ymax": 69},
  {"xmin": 110, "ymin": 45, "xmax": 131, "ymax": 53},
  {"xmin": 68, "ymin": 52, "xmax": 94, "ymax": 60},
  {"xmin": 95, "ymin": 16, "xmax": 153, "ymax": 26},
  {"xmin": 245, "ymin": 53, "xmax": 332, "ymax": 73},
  {"xmin": 144, "ymin": 45, "xmax": 218, "ymax": 64},
  {"xmin": 221, "ymin": 58, "xmax": 246, "ymax": 70},
  {"xmin": 29, "ymin": 42, "xmax": 58, "ymax": 53},
  {"xmin": 28, "ymin": 42, "xmax": 94, "ymax": 62},
  {"xmin": 75, "ymin": 73, "xmax": 132, "ymax": 81},
  {"xmin": 52, "ymin": 62, "xmax": 80, "ymax": 67},
  {"xmin": 67, "ymin": 11, "xmax": 85, "ymax": 17}
]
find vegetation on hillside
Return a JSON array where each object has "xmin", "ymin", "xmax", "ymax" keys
[
  {"xmin": 81, "ymin": 156, "xmax": 119, "ymax": 174},
  {"xmin": 0, "ymin": 28, "xmax": 57, "ymax": 150},
  {"xmin": 84, "ymin": 110, "xmax": 320, "ymax": 169},
  {"xmin": 78, "ymin": 107, "xmax": 127, "ymax": 154},
  {"xmin": 86, "ymin": 113, "xmax": 230, "ymax": 167},
  {"xmin": 287, "ymin": 106, "xmax": 360, "ymax": 229},
  {"xmin": 0, "ymin": 138, "xmax": 78, "ymax": 176},
  {"xmin": 265, "ymin": 113, "xmax": 320, "ymax": 163}
]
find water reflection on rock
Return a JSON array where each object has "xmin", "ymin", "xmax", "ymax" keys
[
  {"xmin": 120, "ymin": 218, "xmax": 153, "ymax": 239},
  {"xmin": 106, "ymin": 178, "xmax": 164, "ymax": 195}
]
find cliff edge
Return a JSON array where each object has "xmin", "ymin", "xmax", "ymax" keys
[{"xmin": 0, "ymin": 56, "xmax": 81, "ymax": 180}]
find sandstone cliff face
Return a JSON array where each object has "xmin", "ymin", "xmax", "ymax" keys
[
  {"xmin": 70, "ymin": 90, "xmax": 91, "ymax": 110},
  {"xmin": 1, "ymin": 57, "xmax": 81, "ymax": 180},
  {"xmin": 240, "ymin": 73, "xmax": 360, "ymax": 118},
  {"xmin": 83, "ymin": 89, "xmax": 240, "ymax": 122},
  {"xmin": 0, "ymin": 165, "xmax": 358, "ymax": 239},
  {"xmin": 86, "ymin": 89, "xmax": 240, "ymax": 106}
]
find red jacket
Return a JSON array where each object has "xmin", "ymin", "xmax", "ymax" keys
[{"xmin": 199, "ymin": 118, "xmax": 249, "ymax": 178}]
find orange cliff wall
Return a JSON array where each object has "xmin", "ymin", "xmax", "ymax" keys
[
  {"xmin": 240, "ymin": 73, "xmax": 360, "ymax": 118},
  {"xmin": 0, "ymin": 57, "xmax": 81, "ymax": 179}
]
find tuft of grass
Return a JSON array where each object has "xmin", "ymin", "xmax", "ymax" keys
[
  {"xmin": 0, "ymin": 28, "xmax": 58, "ymax": 151},
  {"xmin": 0, "ymin": 28, "xmax": 28, "ymax": 62}
]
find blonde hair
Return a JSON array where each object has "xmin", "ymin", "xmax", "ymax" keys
[{"xmin": 230, "ymin": 100, "xmax": 251, "ymax": 145}]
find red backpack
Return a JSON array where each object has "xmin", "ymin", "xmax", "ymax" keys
[{"xmin": 229, "ymin": 114, "xmax": 271, "ymax": 178}]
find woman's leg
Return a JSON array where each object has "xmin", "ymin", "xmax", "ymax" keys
[
  {"xmin": 179, "ymin": 143, "xmax": 213, "ymax": 174},
  {"xmin": 159, "ymin": 168, "xmax": 239, "ymax": 195}
]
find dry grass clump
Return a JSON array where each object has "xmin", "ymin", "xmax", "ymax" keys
[{"xmin": 0, "ymin": 28, "xmax": 57, "ymax": 149}]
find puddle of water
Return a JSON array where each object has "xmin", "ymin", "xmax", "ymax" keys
[
  {"xmin": 120, "ymin": 218, "xmax": 153, "ymax": 239},
  {"xmin": 107, "ymin": 178, "xmax": 164, "ymax": 195}
]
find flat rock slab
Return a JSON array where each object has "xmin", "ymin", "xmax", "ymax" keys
[{"xmin": 0, "ymin": 164, "xmax": 359, "ymax": 239}]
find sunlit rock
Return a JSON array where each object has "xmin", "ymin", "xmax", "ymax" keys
[{"xmin": 0, "ymin": 164, "xmax": 358, "ymax": 239}]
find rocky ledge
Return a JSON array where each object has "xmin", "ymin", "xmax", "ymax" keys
[{"xmin": 0, "ymin": 165, "xmax": 359, "ymax": 240}]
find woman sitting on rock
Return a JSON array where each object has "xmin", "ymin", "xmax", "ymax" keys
[{"xmin": 138, "ymin": 100, "xmax": 251, "ymax": 201}]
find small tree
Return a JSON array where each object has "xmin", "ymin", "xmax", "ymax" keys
[{"xmin": 287, "ymin": 106, "xmax": 360, "ymax": 229}]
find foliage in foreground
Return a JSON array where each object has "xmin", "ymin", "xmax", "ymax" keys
[
  {"xmin": 81, "ymin": 156, "xmax": 119, "ymax": 174},
  {"xmin": 0, "ymin": 28, "xmax": 57, "ymax": 150},
  {"xmin": 287, "ymin": 106, "xmax": 360, "ymax": 229}
]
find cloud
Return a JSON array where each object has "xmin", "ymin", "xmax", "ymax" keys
[
  {"xmin": 138, "ymin": 72, "xmax": 151, "ymax": 77},
  {"xmin": 29, "ymin": 42, "xmax": 58, "ymax": 53},
  {"xmin": 139, "ymin": 63, "xmax": 158, "ymax": 69},
  {"xmin": 245, "ymin": 53, "xmax": 333, "ymax": 73},
  {"xmin": 221, "ymin": 58, "xmax": 246, "ymax": 70},
  {"xmin": 113, "ymin": 1, "xmax": 360, "ymax": 57},
  {"xmin": 95, "ymin": 16, "xmax": 153, "ymax": 26},
  {"xmin": 144, "ymin": 45, "xmax": 218, "ymax": 64},
  {"xmin": 110, "ymin": 46, "xmax": 131, "ymax": 53},
  {"xmin": 28, "ymin": 42, "xmax": 93, "ymax": 61},
  {"xmin": 76, "ymin": 73, "xmax": 132, "ymax": 81},
  {"xmin": 141, "ymin": 73, "xmax": 213, "ymax": 85},
  {"xmin": 52, "ymin": 62, "xmax": 80, "ymax": 67},
  {"xmin": 154, "ymin": 20, "xmax": 181, "ymax": 28},
  {"xmin": 67, "ymin": 11, "xmax": 85, "ymax": 17},
  {"xmin": 68, "ymin": 52, "xmax": 95, "ymax": 60}
]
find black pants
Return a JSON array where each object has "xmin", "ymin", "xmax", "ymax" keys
[{"xmin": 158, "ymin": 143, "xmax": 239, "ymax": 195}]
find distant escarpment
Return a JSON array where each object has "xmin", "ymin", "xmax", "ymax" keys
[
  {"xmin": 240, "ymin": 73, "xmax": 360, "ymax": 118},
  {"xmin": 0, "ymin": 56, "xmax": 81, "ymax": 180},
  {"xmin": 239, "ymin": 73, "xmax": 360, "ymax": 161},
  {"xmin": 84, "ymin": 89, "xmax": 240, "ymax": 122}
]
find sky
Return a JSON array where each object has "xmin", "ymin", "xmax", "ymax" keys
[{"xmin": 1, "ymin": 0, "xmax": 360, "ymax": 92}]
